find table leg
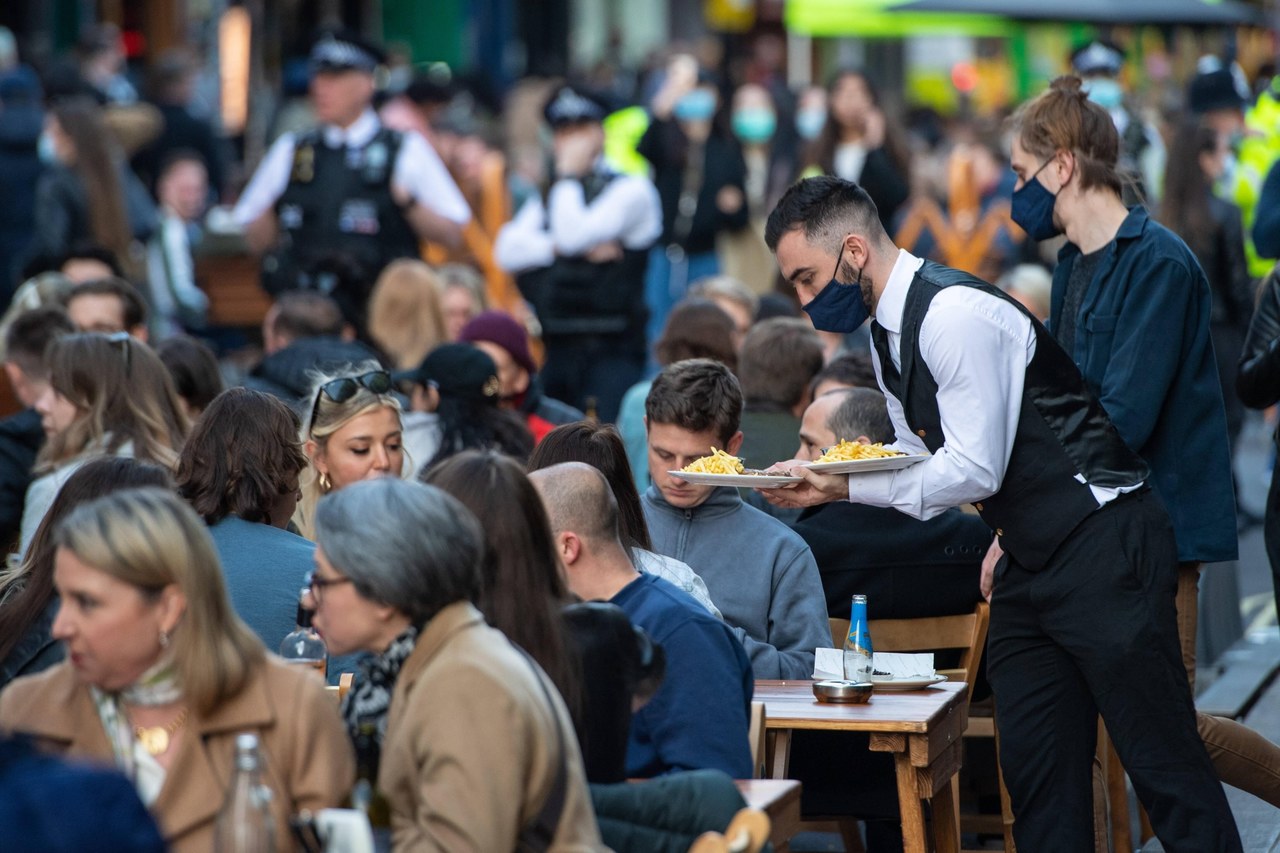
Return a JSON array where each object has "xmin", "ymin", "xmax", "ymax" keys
[
  {"xmin": 895, "ymin": 753, "xmax": 928, "ymax": 853},
  {"xmin": 770, "ymin": 730, "xmax": 792, "ymax": 780},
  {"xmin": 930, "ymin": 774, "xmax": 961, "ymax": 853}
]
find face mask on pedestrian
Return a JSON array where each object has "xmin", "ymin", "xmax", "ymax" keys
[
  {"xmin": 1011, "ymin": 158, "xmax": 1064, "ymax": 241},
  {"xmin": 802, "ymin": 243, "xmax": 869, "ymax": 334},
  {"xmin": 37, "ymin": 131, "xmax": 58, "ymax": 165},
  {"xmin": 674, "ymin": 89, "xmax": 717, "ymax": 122},
  {"xmin": 1082, "ymin": 77, "xmax": 1124, "ymax": 111},
  {"xmin": 732, "ymin": 108, "xmax": 776, "ymax": 144},
  {"xmin": 796, "ymin": 108, "xmax": 827, "ymax": 141}
]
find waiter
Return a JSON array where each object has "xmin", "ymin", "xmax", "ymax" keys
[
  {"xmin": 234, "ymin": 29, "xmax": 470, "ymax": 328},
  {"xmin": 759, "ymin": 175, "xmax": 1240, "ymax": 852}
]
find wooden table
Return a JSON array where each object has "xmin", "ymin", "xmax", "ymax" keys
[
  {"xmin": 735, "ymin": 779, "xmax": 801, "ymax": 853},
  {"xmin": 756, "ymin": 680, "xmax": 968, "ymax": 853}
]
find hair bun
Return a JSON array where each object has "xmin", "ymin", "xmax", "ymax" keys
[{"xmin": 1049, "ymin": 75, "xmax": 1085, "ymax": 96}]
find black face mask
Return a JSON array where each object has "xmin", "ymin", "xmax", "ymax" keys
[{"xmin": 802, "ymin": 248, "xmax": 869, "ymax": 334}]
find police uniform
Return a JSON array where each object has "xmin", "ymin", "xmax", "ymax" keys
[
  {"xmin": 1071, "ymin": 40, "xmax": 1165, "ymax": 205},
  {"xmin": 494, "ymin": 86, "xmax": 662, "ymax": 423},
  {"xmin": 233, "ymin": 32, "xmax": 469, "ymax": 320}
]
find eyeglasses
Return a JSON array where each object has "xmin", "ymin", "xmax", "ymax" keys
[
  {"xmin": 306, "ymin": 571, "xmax": 353, "ymax": 603},
  {"xmin": 308, "ymin": 370, "xmax": 393, "ymax": 431},
  {"xmin": 105, "ymin": 331, "xmax": 131, "ymax": 375}
]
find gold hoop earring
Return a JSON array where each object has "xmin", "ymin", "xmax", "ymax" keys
[{"xmin": 318, "ymin": 472, "xmax": 332, "ymax": 493}]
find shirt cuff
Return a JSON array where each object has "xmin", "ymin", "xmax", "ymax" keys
[{"xmin": 846, "ymin": 469, "xmax": 900, "ymax": 508}]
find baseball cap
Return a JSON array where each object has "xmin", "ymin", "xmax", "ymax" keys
[{"xmin": 392, "ymin": 343, "xmax": 501, "ymax": 402}]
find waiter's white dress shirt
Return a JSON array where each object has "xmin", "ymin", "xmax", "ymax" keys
[{"xmin": 848, "ymin": 249, "xmax": 1135, "ymax": 519}]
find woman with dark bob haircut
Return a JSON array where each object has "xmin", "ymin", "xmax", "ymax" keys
[
  {"xmin": 527, "ymin": 421, "xmax": 719, "ymax": 616},
  {"xmin": 174, "ymin": 387, "xmax": 315, "ymax": 651}
]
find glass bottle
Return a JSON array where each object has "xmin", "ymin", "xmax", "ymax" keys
[
  {"xmin": 279, "ymin": 589, "xmax": 327, "ymax": 678},
  {"xmin": 214, "ymin": 733, "xmax": 276, "ymax": 853},
  {"xmin": 843, "ymin": 594, "xmax": 874, "ymax": 682},
  {"xmin": 348, "ymin": 721, "xmax": 393, "ymax": 852}
]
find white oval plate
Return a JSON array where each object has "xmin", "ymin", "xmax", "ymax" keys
[
  {"xmin": 668, "ymin": 471, "xmax": 803, "ymax": 489},
  {"xmin": 802, "ymin": 454, "xmax": 929, "ymax": 475}
]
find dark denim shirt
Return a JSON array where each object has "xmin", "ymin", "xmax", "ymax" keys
[
  {"xmin": 1050, "ymin": 206, "xmax": 1237, "ymax": 563},
  {"xmin": 0, "ymin": 597, "xmax": 62, "ymax": 691}
]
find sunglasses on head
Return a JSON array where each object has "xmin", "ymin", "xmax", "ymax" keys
[{"xmin": 308, "ymin": 370, "xmax": 393, "ymax": 429}]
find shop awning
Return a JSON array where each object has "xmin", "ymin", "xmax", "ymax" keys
[{"xmin": 786, "ymin": 0, "xmax": 1266, "ymax": 35}]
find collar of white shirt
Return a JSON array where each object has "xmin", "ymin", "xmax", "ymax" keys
[
  {"xmin": 321, "ymin": 109, "xmax": 380, "ymax": 149},
  {"xmin": 870, "ymin": 248, "xmax": 925, "ymax": 335}
]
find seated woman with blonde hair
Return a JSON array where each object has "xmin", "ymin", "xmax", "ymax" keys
[
  {"xmin": 367, "ymin": 259, "xmax": 448, "ymax": 371},
  {"xmin": 20, "ymin": 332, "xmax": 188, "ymax": 554},
  {"xmin": 295, "ymin": 363, "xmax": 404, "ymax": 539},
  {"xmin": 0, "ymin": 488, "xmax": 354, "ymax": 852}
]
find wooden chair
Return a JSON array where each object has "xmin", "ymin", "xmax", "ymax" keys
[
  {"xmin": 816, "ymin": 603, "xmax": 1013, "ymax": 851},
  {"xmin": 748, "ymin": 701, "xmax": 767, "ymax": 780},
  {"xmin": 687, "ymin": 808, "xmax": 771, "ymax": 853}
]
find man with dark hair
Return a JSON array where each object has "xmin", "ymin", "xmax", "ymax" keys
[
  {"xmin": 809, "ymin": 350, "xmax": 878, "ymax": 399},
  {"xmin": 58, "ymin": 244, "xmax": 123, "ymax": 284},
  {"xmin": 530, "ymin": 462, "xmax": 753, "ymax": 779},
  {"xmin": 62, "ymin": 276, "xmax": 149, "ymax": 340},
  {"xmin": 247, "ymin": 290, "xmax": 379, "ymax": 410},
  {"xmin": 641, "ymin": 358, "xmax": 827, "ymax": 680},
  {"xmin": 760, "ymin": 174, "xmax": 1240, "ymax": 850},
  {"xmin": 736, "ymin": 317, "xmax": 823, "ymax": 471},
  {"xmin": 0, "ymin": 306, "xmax": 74, "ymax": 551},
  {"xmin": 791, "ymin": 387, "xmax": 986, "ymax": 619}
]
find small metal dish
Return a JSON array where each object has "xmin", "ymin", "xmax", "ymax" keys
[{"xmin": 813, "ymin": 680, "xmax": 873, "ymax": 704}]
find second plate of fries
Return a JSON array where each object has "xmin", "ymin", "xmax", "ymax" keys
[{"xmin": 800, "ymin": 440, "xmax": 929, "ymax": 474}]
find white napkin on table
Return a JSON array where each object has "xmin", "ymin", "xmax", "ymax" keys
[{"xmin": 812, "ymin": 648, "xmax": 936, "ymax": 680}]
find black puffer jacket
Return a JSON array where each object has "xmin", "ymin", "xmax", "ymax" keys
[
  {"xmin": 245, "ymin": 337, "xmax": 387, "ymax": 414},
  {"xmin": 1238, "ymin": 264, "xmax": 1280, "ymax": 442}
]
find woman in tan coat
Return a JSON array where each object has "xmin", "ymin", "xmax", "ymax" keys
[
  {"xmin": 0, "ymin": 487, "xmax": 354, "ymax": 852},
  {"xmin": 311, "ymin": 476, "xmax": 604, "ymax": 852}
]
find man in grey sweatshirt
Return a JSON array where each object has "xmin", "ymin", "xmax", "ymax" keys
[{"xmin": 640, "ymin": 358, "xmax": 829, "ymax": 679}]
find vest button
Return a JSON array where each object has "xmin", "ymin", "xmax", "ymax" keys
[
  {"xmin": 974, "ymin": 502, "xmax": 984, "ymax": 512},
  {"xmin": 996, "ymin": 528, "xmax": 1004, "ymax": 537},
  {"xmin": 916, "ymin": 428, "xmax": 926, "ymax": 437}
]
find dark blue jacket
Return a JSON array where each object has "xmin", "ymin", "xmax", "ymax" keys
[{"xmin": 1050, "ymin": 206, "xmax": 1237, "ymax": 563}]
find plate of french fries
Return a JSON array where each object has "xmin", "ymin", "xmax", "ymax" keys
[
  {"xmin": 799, "ymin": 440, "xmax": 929, "ymax": 474},
  {"xmin": 669, "ymin": 447, "xmax": 803, "ymax": 488}
]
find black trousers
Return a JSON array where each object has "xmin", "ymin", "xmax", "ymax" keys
[
  {"xmin": 1265, "ymin": 453, "xmax": 1280, "ymax": 623},
  {"xmin": 987, "ymin": 489, "xmax": 1241, "ymax": 853}
]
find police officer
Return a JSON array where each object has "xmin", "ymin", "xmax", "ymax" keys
[
  {"xmin": 1070, "ymin": 39, "xmax": 1165, "ymax": 205},
  {"xmin": 234, "ymin": 29, "xmax": 470, "ymax": 330},
  {"xmin": 494, "ymin": 85, "xmax": 662, "ymax": 424}
]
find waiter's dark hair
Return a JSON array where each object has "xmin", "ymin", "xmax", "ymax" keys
[{"xmin": 765, "ymin": 175, "xmax": 888, "ymax": 254}]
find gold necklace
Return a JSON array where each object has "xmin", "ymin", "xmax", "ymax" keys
[{"xmin": 134, "ymin": 708, "xmax": 189, "ymax": 757}]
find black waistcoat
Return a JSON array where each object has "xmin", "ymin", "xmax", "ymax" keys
[
  {"xmin": 873, "ymin": 261, "xmax": 1148, "ymax": 569},
  {"xmin": 515, "ymin": 172, "xmax": 649, "ymax": 349},
  {"xmin": 271, "ymin": 127, "xmax": 420, "ymax": 287}
]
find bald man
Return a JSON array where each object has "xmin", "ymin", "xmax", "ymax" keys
[
  {"xmin": 791, "ymin": 388, "xmax": 989, "ymax": 620},
  {"xmin": 530, "ymin": 462, "xmax": 753, "ymax": 779}
]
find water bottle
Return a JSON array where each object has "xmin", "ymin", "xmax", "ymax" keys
[
  {"xmin": 348, "ymin": 722, "xmax": 393, "ymax": 853},
  {"xmin": 843, "ymin": 594, "xmax": 874, "ymax": 682},
  {"xmin": 279, "ymin": 589, "xmax": 327, "ymax": 679},
  {"xmin": 214, "ymin": 733, "xmax": 276, "ymax": 853}
]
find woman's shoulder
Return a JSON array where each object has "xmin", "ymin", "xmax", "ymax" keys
[{"xmin": 0, "ymin": 660, "xmax": 79, "ymax": 725}]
